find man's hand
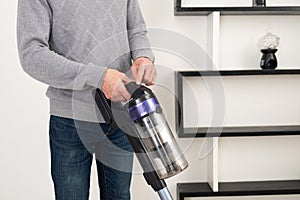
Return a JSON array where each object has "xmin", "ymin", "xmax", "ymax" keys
[
  {"xmin": 102, "ymin": 69, "xmax": 131, "ymax": 102},
  {"xmin": 131, "ymin": 57, "xmax": 156, "ymax": 86}
]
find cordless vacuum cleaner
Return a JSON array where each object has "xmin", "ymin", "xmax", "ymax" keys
[{"xmin": 94, "ymin": 82, "xmax": 188, "ymax": 200}]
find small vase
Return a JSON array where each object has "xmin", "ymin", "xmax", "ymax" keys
[{"xmin": 260, "ymin": 49, "xmax": 278, "ymax": 70}]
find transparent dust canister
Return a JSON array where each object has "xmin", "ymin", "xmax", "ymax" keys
[{"xmin": 127, "ymin": 85, "xmax": 188, "ymax": 179}]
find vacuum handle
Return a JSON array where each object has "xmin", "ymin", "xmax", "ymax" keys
[{"xmin": 94, "ymin": 89, "xmax": 114, "ymax": 125}]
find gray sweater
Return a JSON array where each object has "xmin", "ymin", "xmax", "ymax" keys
[{"xmin": 17, "ymin": 0, "xmax": 154, "ymax": 122}]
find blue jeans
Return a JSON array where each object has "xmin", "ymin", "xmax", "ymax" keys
[{"xmin": 49, "ymin": 115, "xmax": 134, "ymax": 200}]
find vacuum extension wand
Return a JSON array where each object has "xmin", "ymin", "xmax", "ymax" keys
[{"xmin": 94, "ymin": 82, "xmax": 188, "ymax": 200}]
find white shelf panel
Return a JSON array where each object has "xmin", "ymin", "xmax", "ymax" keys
[{"xmin": 181, "ymin": 0, "xmax": 252, "ymax": 8}]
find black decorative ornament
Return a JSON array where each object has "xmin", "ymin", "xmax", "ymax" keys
[
  {"xmin": 253, "ymin": 0, "xmax": 266, "ymax": 7},
  {"xmin": 260, "ymin": 49, "xmax": 278, "ymax": 70},
  {"xmin": 258, "ymin": 33, "xmax": 280, "ymax": 70}
]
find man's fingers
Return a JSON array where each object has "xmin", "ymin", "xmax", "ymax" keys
[
  {"xmin": 116, "ymin": 77, "xmax": 131, "ymax": 101},
  {"xmin": 102, "ymin": 69, "xmax": 134, "ymax": 102},
  {"xmin": 121, "ymin": 74, "xmax": 131, "ymax": 84},
  {"xmin": 111, "ymin": 94, "xmax": 127, "ymax": 102},
  {"xmin": 111, "ymin": 95, "xmax": 127, "ymax": 102},
  {"xmin": 142, "ymin": 65, "xmax": 152, "ymax": 83},
  {"xmin": 131, "ymin": 57, "xmax": 157, "ymax": 85},
  {"xmin": 146, "ymin": 67, "xmax": 157, "ymax": 86},
  {"xmin": 111, "ymin": 82, "xmax": 131, "ymax": 102},
  {"xmin": 131, "ymin": 64, "xmax": 138, "ymax": 81},
  {"xmin": 136, "ymin": 65, "xmax": 145, "ymax": 85},
  {"xmin": 119, "ymin": 84, "xmax": 131, "ymax": 100}
]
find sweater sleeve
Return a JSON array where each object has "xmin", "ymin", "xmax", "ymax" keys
[
  {"xmin": 127, "ymin": 0, "xmax": 155, "ymax": 63},
  {"xmin": 17, "ymin": 0, "xmax": 106, "ymax": 90}
]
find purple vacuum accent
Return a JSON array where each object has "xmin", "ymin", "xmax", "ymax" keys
[{"xmin": 128, "ymin": 97, "xmax": 159, "ymax": 121}]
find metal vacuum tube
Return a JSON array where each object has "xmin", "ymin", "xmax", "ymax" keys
[{"xmin": 125, "ymin": 83, "xmax": 188, "ymax": 179}]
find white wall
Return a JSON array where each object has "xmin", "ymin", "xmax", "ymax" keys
[
  {"xmin": 0, "ymin": 0, "xmax": 299, "ymax": 200},
  {"xmin": 0, "ymin": 1, "xmax": 55, "ymax": 199}
]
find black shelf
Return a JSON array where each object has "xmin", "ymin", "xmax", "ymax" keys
[
  {"xmin": 175, "ymin": 70, "xmax": 300, "ymax": 138},
  {"xmin": 177, "ymin": 180, "xmax": 300, "ymax": 200},
  {"xmin": 181, "ymin": 126, "xmax": 300, "ymax": 138},
  {"xmin": 175, "ymin": 0, "xmax": 300, "ymax": 15},
  {"xmin": 179, "ymin": 69, "xmax": 300, "ymax": 77}
]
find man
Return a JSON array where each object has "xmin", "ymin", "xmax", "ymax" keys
[{"xmin": 17, "ymin": 0, "xmax": 156, "ymax": 199}]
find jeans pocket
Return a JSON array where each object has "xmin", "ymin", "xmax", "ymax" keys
[{"xmin": 49, "ymin": 115, "xmax": 82, "ymax": 145}]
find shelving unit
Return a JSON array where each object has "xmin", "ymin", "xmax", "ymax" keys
[
  {"xmin": 175, "ymin": 70, "xmax": 300, "ymax": 199},
  {"xmin": 174, "ymin": 1, "xmax": 300, "ymax": 198}
]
